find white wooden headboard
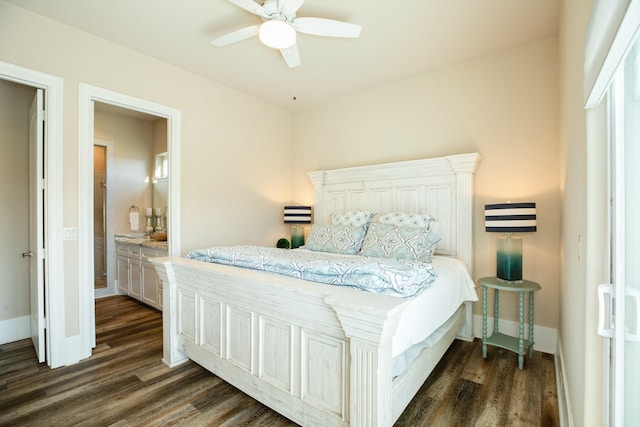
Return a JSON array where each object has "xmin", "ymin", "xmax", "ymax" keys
[{"xmin": 306, "ymin": 153, "xmax": 481, "ymax": 273}]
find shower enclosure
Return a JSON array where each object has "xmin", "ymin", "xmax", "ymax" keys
[{"xmin": 94, "ymin": 145, "xmax": 107, "ymax": 289}]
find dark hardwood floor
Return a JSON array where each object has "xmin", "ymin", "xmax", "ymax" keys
[{"xmin": 0, "ymin": 296, "xmax": 559, "ymax": 426}]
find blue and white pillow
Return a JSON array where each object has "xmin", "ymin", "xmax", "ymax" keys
[
  {"xmin": 378, "ymin": 212, "xmax": 435, "ymax": 229},
  {"xmin": 378, "ymin": 212, "xmax": 440, "ymax": 254},
  {"xmin": 305, "ymin": 224, "xmax": 368, "ymax": 255},
  {"xmin": 330, "ymin": 211, "xmax": 376, "ymax": 227},
  {"xmin": 359, "ymin": 223, "xmax": 441, "ymax": 262}
]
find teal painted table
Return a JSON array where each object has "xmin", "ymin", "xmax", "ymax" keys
[{"xmin": 479, "ymin": 276, "xmax": 541, "ymax": 370}]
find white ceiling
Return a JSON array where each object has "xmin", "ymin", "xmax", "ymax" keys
[{"xmin": 6, "ymin": 0, "xmax": 559, "ymax": 112}]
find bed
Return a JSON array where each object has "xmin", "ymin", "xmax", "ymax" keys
[{"xmin": 151, "ymin": 152, "xmax": 481, "ymax": 426}]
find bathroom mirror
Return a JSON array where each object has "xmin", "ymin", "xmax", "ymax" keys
[
  {"xmin": 151, "ymin": 151, "xmax": 168, "ymax": 212},
  {"xmin": 152, "ymin": 179, "xmax": 168, "ymax": 212}
]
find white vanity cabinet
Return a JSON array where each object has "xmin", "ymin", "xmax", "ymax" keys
[
  {"xmin": 116, "ymin": 241, "xmax": 166, "ymax": 310},
  {"xmin": 141, "ymin": 247, "xmax": 163, "ymax": 308},
  {"xmin": 116, "ymin": 247, "xmax": 129, "ymax": 295}
]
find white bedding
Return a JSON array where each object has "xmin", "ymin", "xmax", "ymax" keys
[{"xmin": 392, "ymin": 255, "xmax": 478, "ymax": 358}]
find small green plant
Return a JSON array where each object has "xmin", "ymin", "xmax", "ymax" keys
[{"xmin": 276, "ymin": 238, "xmax": 290, "ymax": 249}]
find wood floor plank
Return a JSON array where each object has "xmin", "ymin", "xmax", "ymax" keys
[
  {"xmin": 115, "ymin": 366, "xmax": 221, "ymax": 425},
  {"xmin": 540, "ymin": 353, "xmax": 561, "ymax": 426},
  {"xmin": 198, "ymin": 392, "xmax": 271, "ymax": 426},
  {"xmin": 507, "ymin": 351, "xmax": 542, "ymax": 426},
  {"xmin": 0, "ymin": 296, "xmax": 559, "ymax": 426},
  {"xmin": 463, "ymin": 347, "xmax": 515, "ymax": 426},
  {"xmin": 65, "ymin": 364, "xmax": 208, "ymax": 426},
  {"xmin": 2, "ymin": 338, "xmax": 161, "ymax": 406},
  {"xmin": 460, "ymin": 342, "xmax": 490, "ymax": 385}
]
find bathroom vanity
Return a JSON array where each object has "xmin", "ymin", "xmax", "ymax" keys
[{"xmin": 115, "ymin": 236, "xmax": 167, "ymax": 310}]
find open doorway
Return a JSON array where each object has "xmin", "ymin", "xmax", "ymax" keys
[
  {"xmin": 92, "ymin": 104, "xmax": 167, "ymax": 300},
  {"xmin": 0, "ymin": 79, "xmax": 39, "ymax": 356},
  {"xmin": 0, "ymin": 60, "xmax": 64, "ymax": 367},
  {"xmin": 0, "ymin": 81, "xmax": 47, "ymax": 364},
  {"xmin": 78, "ymin": 83, "xmax": 181, "ymax": 354}
]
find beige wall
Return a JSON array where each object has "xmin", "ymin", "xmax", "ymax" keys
[
  {"xmin": 293, "ymin": 39, "xmax": 562, "ymax": 329},
  {"xmin": 0, "ymin": 2, "xmax": 293, "ymax": 346},
  {"xmin": 94, "ymin": 109, "xmax": 154, "ymax": 234},
  {"xmin": 152, "ymin": 118, "xmax": 168, "ymax": 159},
  {"xmin": 0, "ymin": 79, "xmax": 34, "ymax": 322},
  {"xmin": 559, "ymin": 0, "xmax": 608, "ymax": 425}
]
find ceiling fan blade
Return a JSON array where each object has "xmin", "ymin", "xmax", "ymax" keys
[
  {"xmin": 211, "ymin": 25, "xmax": 260, "ymax": 47},
  {"xmin": 293, "ymin": 17, "xmax": 362, "ymax": 38},
  {"xmin": 281, "ymin": 0, "xmax": 306, "ymax": 16},
  {"xmin": 228, "ymin": 0, "xmax": 269, "ymax": 18},
  {"xmin": 280, "ymin": 44, "xmax": 301, "ymax": 68}
]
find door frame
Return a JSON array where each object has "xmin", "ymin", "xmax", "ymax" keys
[
  {"xmin": 93, "ymin": 139, "xmax": 116, "ymax": 299},
  {"xmin": 78, "ymin": 83, "xmax": 181, "ymax": 351},
  {"xmin": 0, "ymin": 61, "xmax": 65, "ymax": 367}
]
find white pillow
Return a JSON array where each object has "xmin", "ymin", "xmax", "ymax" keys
[
  {"xmin": 378, "ymin": 212, "xmax": 435, "ymax": 229},
  {"xmin": 330, "ymin": 211, "xmax": 376, "ymax": 227}
]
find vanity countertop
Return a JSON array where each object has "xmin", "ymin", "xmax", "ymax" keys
[
  {"xmin": 141, "ymin": 240, "xmax": 168, "ymax": 250},
  {"xmin": 115, "ymin": 235, "xmax": 168, "ymax": 251}
]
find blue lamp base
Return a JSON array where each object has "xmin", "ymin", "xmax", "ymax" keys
[
  {"xmin": 291, "ymin": 225, "xmax": 305, "ymax": 249},
  {"xmin": 496, "ymin": 236, "xmax": 522, "ymax": 281}
]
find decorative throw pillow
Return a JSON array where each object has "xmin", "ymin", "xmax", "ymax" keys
[
  {"xmin": 378, "ymin": 212, "xmax": 435, "ymax": 229},
  {"xmin": 305, "ymin": 224, "xmax": 368, "ymax": 255},
  {"xmin": 379, "ymin": 212, "xmax": 440, "ymax": 255},
  {"xmin": 330, "ymin": 211, "xmax": 376, "ymax": 227},
  {"xmin": 359, "ymin": 223, "xmax": 441, "ymax": 262}
]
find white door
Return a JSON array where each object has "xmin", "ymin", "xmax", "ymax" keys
[
  {"xmin": 28, "ymin": 88, "xmax": 46, "ymax": 363},
  {"xmin": 599, "ymin": 34, "xmax": 640, "ymax": 426},
  {"xmin": 614, "ymin": 36, "xmax": 640, "ymax": 425}
]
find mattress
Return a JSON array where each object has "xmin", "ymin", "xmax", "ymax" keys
[{"xmin": 392, "ymin": 255, "xmax": 478, "ymax": 358}]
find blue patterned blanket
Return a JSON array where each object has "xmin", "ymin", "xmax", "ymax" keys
[{"xmin": 186, "ymin": 246, "xmax": 438, "ymax": 298}]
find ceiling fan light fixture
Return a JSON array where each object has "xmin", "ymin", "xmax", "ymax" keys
[{"xmin": 259, "ymin": 20, "xmax": 296, "ymax": 49}]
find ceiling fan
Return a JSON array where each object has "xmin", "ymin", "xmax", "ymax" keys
[{"xmin": 211, "ymin": 0, "xmax": 362, "ymax": 68}]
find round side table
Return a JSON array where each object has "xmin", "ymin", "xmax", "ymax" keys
[{"xmin": 479, "ymin": 276, "xmax": 541, "ymax": 369}]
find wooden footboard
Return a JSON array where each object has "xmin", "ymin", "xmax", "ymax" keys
[{"xmin": 153, "ymin": 256, "xmax": 470, "ymax": 427}]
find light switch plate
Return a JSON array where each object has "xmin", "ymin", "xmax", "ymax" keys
[{"xmin": 64, "ymin": 227, "xmax": 78, "ymax": 241}]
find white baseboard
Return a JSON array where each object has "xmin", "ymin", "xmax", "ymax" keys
[
  {"xmin": 0, "ymin": 315, "xmax": 30, "ymax": 345},
  {"xmin": 472, "ymin": 314, "xmax": 557, "ymax": 354},
  {"xmin": 95, "ymin": 287, "xmax": 118, "ymax": 299},
  {"xmin": 555, "ymin": 335, "xmax": 574, "ymax": 427}
]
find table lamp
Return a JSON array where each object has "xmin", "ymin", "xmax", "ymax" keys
[
  {"xmin": 485, "ymin": 202, "xmax": 537, "ymax": 281},
  {"xmin": 283, "ymin": 206, "xmax": 312, "ymax": 249}
]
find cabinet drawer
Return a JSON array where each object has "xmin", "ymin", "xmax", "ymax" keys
[
  {"xmin": 129, "ymin": 245, "xmax": 142, "ymax": 259},
  {"xmin": 117, "ymin": 243, "xmax": 143, "ymax": 259},
  {"xmin": 141, "ymin": 247, "xmax": 167, "ymax": 261},
  {"xmin": 116, "ymin": 244, "xmax": 130, "ymax": 257}
]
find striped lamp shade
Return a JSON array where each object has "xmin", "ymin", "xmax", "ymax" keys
[
  {"xmin": 283, "ymin": 206, "xmax": 312, "ymax": 224},
  {"xmin": 485, "ymin": 203, "xmax": 537, "ymax": 233}
]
